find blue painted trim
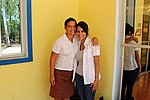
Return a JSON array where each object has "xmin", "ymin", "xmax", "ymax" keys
[
  {"xmin": 27, "ymin": 0, "xmax": 33, "ymax": 62},
  {"xmin": 0, "ymin": 0, "xmax": 33, "ymax": 65}
]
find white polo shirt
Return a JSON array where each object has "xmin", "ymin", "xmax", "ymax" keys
[
  {"xmin": 52, "ymin": 34, "xmax": 78, "ymax": 71},
  {"xmin": 124, "ymin": 35, "xmax": 139, "ymax": 70},
  {"xmin": 72, "ymin": 37, "xmax": 101, "ymax": 84}
]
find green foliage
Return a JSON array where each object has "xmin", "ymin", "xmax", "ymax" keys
[
  {"xmin": 0, "ymin": 1, "xmax": 2, "ymax": 23},
  {"xmin": 0, "ymin": 0, "xmax": 20, "ymax": 43}
]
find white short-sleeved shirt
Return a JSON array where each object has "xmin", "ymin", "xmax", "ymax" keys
[
  {"xmin": 72, "ymin": 37, "xmax": 101, "ymax": 84},
  {"xmin": 124, "ymin": 36, "xmax": 139, "ymax": 70},
  {"xmin": 52, "ymin": 34, "xmax": 78, "ymax": 71}
]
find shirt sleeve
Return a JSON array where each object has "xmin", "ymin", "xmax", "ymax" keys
[
  {"xmin": 92, "ymin": 45, "xmax": 100, "ymax": 56},
  {"xmin": 52, "ymin": 39, "xmax": 61, "ymax": 54},
  {"xmin": 132, "ymin": 41, "xmax": 138, "ymax": 51}
]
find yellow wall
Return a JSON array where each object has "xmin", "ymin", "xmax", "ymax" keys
[
  {"xmin": 134, "ymin": 0, "xmax": 144, "ymax": 44},
  {"xmin": 79, "ymin": 0, "xmax": 116, "ymax": 100},
  {"xmin": 0, "ymin": 0, "xmax": 79, "ymax": 100},
  {"xmin": 0, "ymin": 0, "xmax": 116, "ymax": 100},
  {"xmin": 134, "ymin": 0, "xmax": 144, "ymax": 57}
]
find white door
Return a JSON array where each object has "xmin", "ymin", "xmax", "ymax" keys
[{"xmin": 113, "ymin": 0, "xmax": 150, "ymax": 100}]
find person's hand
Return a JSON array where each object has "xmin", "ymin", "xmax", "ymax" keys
[
  {"xmin": 50, "ymin": 75, "xmax": 55, "ymax": 86},
  {"xmin": 128, "ymin": 34, "xmax": 138, "ymax": 43},
  {"xmin": 91, "ymin": 37, "xmax": 99, "ymax": 46},
  {"xmin": 90, "ymin": 80, "xmax": 98, "ymax": 92},
  {"xmin": 138, "ymin": 67, "xmax": 142, "ymax": 74},
  {"xmin": 132, "ymin": 37, "xmax": 138, "ymax": 43}
]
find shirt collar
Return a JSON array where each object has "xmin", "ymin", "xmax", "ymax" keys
[{"xmin": 64, "ymin": 33, "xmax": 75, "ymax": 44}]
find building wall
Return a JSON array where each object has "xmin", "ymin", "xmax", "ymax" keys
[
  {"xmin": 79, "ymin": 0, "xmax": 116, "ymax": 100},
  {"xmin": 0, "ymin": 0, "xmax": 116, "ymax": 100},
  {"xmin": 0, "ymin": 0, "xmax": 79, "ymax": 100},
  {"xmin": 134, "ymin": 0, "xmax": 144, "ymax": 44}
]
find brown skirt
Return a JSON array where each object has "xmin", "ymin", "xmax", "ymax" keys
[{"xmin": 50, "ymin": 69, "xmax": 74, "ymax": 98}]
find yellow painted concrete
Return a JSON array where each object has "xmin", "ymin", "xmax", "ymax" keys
[
  {"xmin": 0, "ymin": 0, "xmax": 118, "ymax": 100},
  {"xmin": 79, "ymin": 0, "xmax": 116, "ymax": 100},
  {"xmin": 134, "ymin": 0, "xmax": 144, "ymax": 44},
  {"xmin": 0, "ymin": 0, "xmax": 79, "ymax": 100},
  {"xmin": 134, "ymin": 0, "xmax": 144, "ymax": 57}
]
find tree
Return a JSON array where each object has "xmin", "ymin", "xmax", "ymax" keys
[
  {"xmin": 1, "ymin": 0, "xmax": 10, "ymax": 46},
  {"xmin": 0, "ymin": 0, "xmax": 20, "ymax": 46}
]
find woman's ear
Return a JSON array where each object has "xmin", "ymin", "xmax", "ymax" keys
[{"xmin": 64, "ymin": 26, "xmax": 66, "ymax": 30}]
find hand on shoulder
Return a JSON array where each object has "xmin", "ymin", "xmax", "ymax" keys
[{"xmin": 91, "ymin": 37, "xmax": 99, "ymax": 46}]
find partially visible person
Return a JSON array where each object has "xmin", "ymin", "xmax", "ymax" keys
[
  {"xmin": 49, "ymin": 17, "xmax": 99, "ymax": 100},
  {"xmin": 72, "ymin": 21, "xmax": 101, "ymax": 100},
  {"xmin": 121, "ymin": 23, "xmax": 141, "ymax": 100}
]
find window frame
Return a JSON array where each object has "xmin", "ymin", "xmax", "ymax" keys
[{"xmin": 0, "ymin": 0, "xmax": 33, "ymax": 65}]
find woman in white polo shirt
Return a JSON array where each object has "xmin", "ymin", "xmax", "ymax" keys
[
  {"xmin": 49, "ymin": 17, "xmax": 78, "ymax": 100},
  {"xmin": 72, "ymin": 21, "xmax": 101, "ymax": 100}
]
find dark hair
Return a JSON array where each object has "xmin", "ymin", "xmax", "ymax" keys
[
  {"xmin": 64, "ymin": 17, "xmax": 77, "ymax": 27},
  {"xmin": 77, "ymin": 21, "xmax": 89, "ymax": 36},
  {"xmin": 125, "ymin": 23, "xmax": 134, "ymax": 35}
]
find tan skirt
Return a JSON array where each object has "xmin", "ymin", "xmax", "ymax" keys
[{"xmin": 50, "ymin": 69, "xmax": 74, "ymax": 98}]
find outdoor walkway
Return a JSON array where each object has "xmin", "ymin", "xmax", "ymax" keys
[{"xmin": 2, "ymin": 44, "xmax": 21, "ymax": 54}]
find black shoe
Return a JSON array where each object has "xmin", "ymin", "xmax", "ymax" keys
[{"xmin": 126, "ymin": 96, "xmax": 134, "ymax": 100}]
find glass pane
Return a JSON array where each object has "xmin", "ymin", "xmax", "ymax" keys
[
  {"xmin": 141, "ymin": 48, "xmax": 150, "ymax": 72},
  {"xmin": 120, "ymin": 0, "xmax": 150, "ymax": 99},
  {"xmin": 141, "ymin": 0, "xmax": 150, "ymax": 72},
  {"xmin": 0, "ymin": 0, "xmax": 21, "ymax": 55},
  {"xmin": 125, "ymin": 0, "xmax": 150, "ymax": 74},
  {"xmin": 126, "ymin": 0, "xmax": 135, "ymax": 26},
  {"xmin": 0, "ymin": 0, "xmax": 32, "ymax": 65}
]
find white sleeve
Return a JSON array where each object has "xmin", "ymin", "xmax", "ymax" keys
[
  {"xmin": 92, "ymin": 45, "xmax": 100, "ymax": 56},
  {"xmin": 52, "ymin": 39, "xmax": 61, "ymax": 54},
  {"xmin": 132, "ymin": 41, "xmax": 138, "ymax": 51}
]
